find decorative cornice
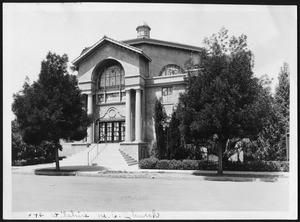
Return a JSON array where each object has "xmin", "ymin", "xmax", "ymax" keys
[{"xmin": 122, "ymin": 38, "xmax": 204, "ymax": 52}]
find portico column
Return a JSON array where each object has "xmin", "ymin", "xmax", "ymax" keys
[
  {"xmin": 87, "ymin": 93, "xmax": 93, "ymax": 143},
  {"xmin": 125, "ymin": 90, "xmax": 132, "ymax": 142},
  {"xmin": 135, "ymin": 89, "xmax": 142, "ymax": 142}
]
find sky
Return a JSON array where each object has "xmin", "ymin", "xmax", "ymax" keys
[{"xmin": 3, "ymin": 3, "xmax": 297, "ymax": 119}]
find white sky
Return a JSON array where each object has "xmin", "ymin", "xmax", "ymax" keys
[{"xmin": 3, "ymin": 3, "xmax": 297, "ymax": 117}]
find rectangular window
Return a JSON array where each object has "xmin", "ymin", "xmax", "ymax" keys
[
  {"xmin": 162, "ymin": 87, "xmax": 173, "ymax": 103},
  {"xmin": 100, "ymin": 74, "xmax": 105, "ymax": 90},
  {"xmin": 121, "ymin": 92, "xmax": 126, "ymax": 101},
  {"xmin": 106, "ymin": 93, "xmax": 119, "ymax": 102},
  {"xmin": 98, "ymin": 94, "xmax": 104, "ymax": 103}
]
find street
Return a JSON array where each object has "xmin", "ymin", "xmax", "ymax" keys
[{"xmin": 12, "ymin": 174, "xmax": 289, "ymax": 212}]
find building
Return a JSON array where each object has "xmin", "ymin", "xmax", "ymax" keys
[{"xmin": 72, "ymin": 22, "xmax": 202, "ymax": 162}]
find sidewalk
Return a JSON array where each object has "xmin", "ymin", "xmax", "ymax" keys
[{"xmin": 11, "ymin": 162, "xmax": 289, "ymax": 182}]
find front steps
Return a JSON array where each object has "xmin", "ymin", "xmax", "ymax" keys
[
  {"xmin": 92, "ymin": 143, "xmax": 138, "ymax": 171},
  {"xmin": 119, "ymin": 149, "xmax": 138, "ymax": 166},
  {"xmin": 59, "ymin": 142, "xmax": 139, "ymax": 171}
]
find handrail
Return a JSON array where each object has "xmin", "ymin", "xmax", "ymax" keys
[{"xmin": 87, "ymin": 139, "xmax": 102, "ymax": 166}]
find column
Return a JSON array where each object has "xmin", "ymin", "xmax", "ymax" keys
[
  {"xmin": 135, "ymin": 89, "xmax": 142, "ymax": 142},
  {"xmin": 125, "ymin": 90, "xmax": 132, "ymax": 142},
  {"xmin": 143, "ymin": 89, "xmax": 146, "ymax": 140},
  {"xmin": 87, "ymin": 93, "xmax": 93, "ymax": 143}
]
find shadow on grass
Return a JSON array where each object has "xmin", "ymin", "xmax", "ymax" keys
[
  {"xmin": 34, "ymin": 165, "xmax": 108, "ymax": 176},
  {"xmin": 192, "ymin": 172, "xmax": 281, "ymax": 182}
]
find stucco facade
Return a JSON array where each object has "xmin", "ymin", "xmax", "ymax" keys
[{"xmin": 72, "ymin": 22, "xmax": 202, "ymax": 162}]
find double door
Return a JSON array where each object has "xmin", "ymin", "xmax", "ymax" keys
[{"xmin": 99, "ymin": 121, "xmax": 125, "ymax": 143}]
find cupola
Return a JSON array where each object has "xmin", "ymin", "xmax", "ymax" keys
[{"xmin": 136, "ymin": 21, "xmax": 151, "ymax": 39}]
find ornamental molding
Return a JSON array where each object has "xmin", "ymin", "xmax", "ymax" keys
[{"xmin": 99, "ymin": 106, "xmax": 125, "ymax": 119}]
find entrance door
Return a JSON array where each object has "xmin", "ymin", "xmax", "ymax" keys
[{"xmin": 99, "ymin": 121, "xmax": 125, "ymax": 143}]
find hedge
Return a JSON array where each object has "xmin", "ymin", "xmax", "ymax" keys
[
  {"xmin": 12, "ymin": 157, "xmax": 57, "ymax": 166},
  {"xmin": 139, "ymin": 158, "xmax": 289, "ymax": 172}
]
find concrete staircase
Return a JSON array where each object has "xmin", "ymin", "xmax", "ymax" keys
[
  {"xmin": 119, "ymin": 149, "xmax": 138, "ymax": 166},
  {"xmin": 58, "ymin": 143, "xmax": 139, "ymax": 171},
  {"xmin": 93, "ymin": 143, "xmax": 139, "ymax": 171}
]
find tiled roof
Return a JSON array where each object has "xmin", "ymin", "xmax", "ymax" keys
[{"xmin": 72, "ymin": 36, "xmax": 152, "ymax": 65}]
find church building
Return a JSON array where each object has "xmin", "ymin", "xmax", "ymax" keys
[{"xmin": 72, "ymin": 22, "xmax": 202, "ymax": 163}]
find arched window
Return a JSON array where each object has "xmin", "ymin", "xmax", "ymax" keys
[
  {"xmin": 98, "ymin": 64, "xmax": 125, "ymax": 91},
  {"xmin": 96, "ymin": 63, "xmax": 125, "ymax": 104},
  {"xmin": 159, "ymin": 64, "xmax": 184, "ymax": 76}
]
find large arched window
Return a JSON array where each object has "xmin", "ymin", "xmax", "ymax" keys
[
  {"xmin": 98, "ymin": 64, "xmax": 125, "ymax": 91},
  {"xmin": 159, "ymin": 64, "xmax": 184, "ymax": 76},
  {"xmin": 96, "ymin": 63, "xmax": 125, "ymax": 104}
]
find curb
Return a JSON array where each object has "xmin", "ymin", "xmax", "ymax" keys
[
  {"xmin": 34, "ymin": 170, "xmax": 77, "ymax": 176},
  {"xmin": 13, "ymin": 166, "xmax": 289, "ymax": 179},
  {"xmin": 74, "ymin": 171, "xmax": 289, "ymax": 183}
]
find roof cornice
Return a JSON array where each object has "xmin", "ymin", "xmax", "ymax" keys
[
  {"xmin": 72, "ymin": 36, "xmax": 152, "ymax": 65},
  {"xmin": 122, "ymin": 38, "xmax": 204, "ymax": 52}
]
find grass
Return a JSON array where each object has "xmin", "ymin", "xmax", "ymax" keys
[{"xmin": 34, "ymin": 165, "xmax": 108, "ymax": 176}]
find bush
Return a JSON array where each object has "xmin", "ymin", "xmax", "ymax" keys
[
  {"xmin": 223, "ymin": 160, "xmax": 289, "ymax": 172},
  {"xmin": 181, "ymin": 159, "xmax": 199, "ymax": 170},
  {"xmin": 198, "ymin": 160, "xmax": 218, "ymax": 170},
  {"xmin": 156, "ymin": 159, "xmax": 170, "ymax": 169},
  {"xmin": 139, "ymin": 158, "xmax": 289, "ymax": 172},
  {"xmin": 139, "ymin": 157, "xmax": 158, "ymax": 169},
  {"xmin": 169, "ymin": 159, "xmax": 182, "ymax": 170},
  {"xmin": 280, "ymin": 161, "xmax": 289, "ymax": 172},
  {"xmin": 12, "ymin": 156, "xmax": 55, "ymax": 166}
]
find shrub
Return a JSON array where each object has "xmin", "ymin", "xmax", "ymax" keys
[
  {"xmin": 12, "ymin": 159, "xmax": 27, "ymax": 166},
  {"xmin": 139, "ymin": 157, "xmax": 158, "ymax": 169},
  {"xmin": 139, "ymin": 158, "xmax": 289, "ymax": 172},
  {"xmin": 156, "ymin": 159, "xmax": 170, "ymax": 169},
  {"xmin": 181, "ymin": 159, "xmax": 199, "ymax": 170},
  {"xmin": 223, "ymin": 160, "xmax": 289, "ymax": 172},
  {"xmin": 198, "ymin": 160, "xmax": 218, "ymax": 170},
  {"xmin": 169, "ymin": 159, "xmax": 182, "ymax": 170},
  {"xmin": 280, "ymin": 161, "xmax": 289, "ymax": 172}
]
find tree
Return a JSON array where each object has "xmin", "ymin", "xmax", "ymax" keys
[
  {"xmin": 275, "ymin": 63, "xmax": 290, "ymax": 134},
  {"xmin": 12, "ymin": 52, "xmax": 93, "ymax": 170},
  {"xmin": 254, "ymin": 64, "xmax": 290, "ymax": 161},
  {"xmin": 177, "ymin": 28, "xmax": 271, "ymax": 174},
  {"xmin": 154, "ymin": 98, "xmax": 168, "ymax": 159},
  {"xmin": 166, "ymin": 109, "xmax": 190, "ymax": 160}
]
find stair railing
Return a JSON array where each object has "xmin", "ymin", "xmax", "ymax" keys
[{"xmin": 87, "ymin": 139, "xmax": 104, "ymax": 165}]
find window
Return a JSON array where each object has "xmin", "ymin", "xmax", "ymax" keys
[
  {"xmin": 98, "ymin": 94, "xmax": 104, "ymax": 103},
  {"xmin": 162, "ymin": 87, "xmax": 173, "ymax": 103},
  {"xmin": 106, "ymin": 93, "xmax": 119, "ymax": 102},
  {"xmin": 98, "ymin": 64, "xmax": 125, "ymax": 91},
  {"xmin": 97, "ymin": 63, "xmax": 125, "ymax": 104},
  {"xmin": 160, "ymin": 64, "xmax": 184, "ymax": 76}
]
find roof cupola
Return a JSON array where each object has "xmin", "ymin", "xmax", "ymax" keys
[{"xmin": 136, "ymin": 21, "xmax": 151, "ymax": 39}]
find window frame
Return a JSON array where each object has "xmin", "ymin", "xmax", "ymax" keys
[
  {"xmin": 161, "ymin": 86, "xmax": 173, "ymax": 103},
  {"xmin": 159, "ymin": 64, "xmax": 184, "ymax": 76},
  {"xmin": 97, "ymin": 63, "xmax": 125, "ymax": 104}
]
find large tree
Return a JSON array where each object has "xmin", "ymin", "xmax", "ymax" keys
[
  {"xmin": 12, "ymin": 52, "xmax": 93, "ymax": 170},
  {"xmin": 177, "ymin": 28, "xmax": 271, "ymax": 174},
  {"xmin": 154, "ymin": 98, "xmax": 168, "ymax": 159},
  {"xmin": 254, "ymin": 63, "xmax": 290, "ymax": 161},
  {"xmin": 274, "ymin": 62, "xmax": 290, "ymax": 131}
]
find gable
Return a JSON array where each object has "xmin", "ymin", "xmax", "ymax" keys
[{"xmin": 73, "ymin": 36, "xmax": 151, "ymax": 67}]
